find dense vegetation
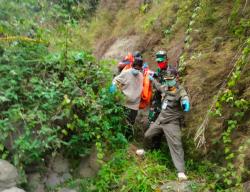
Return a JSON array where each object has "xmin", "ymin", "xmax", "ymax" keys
[
  {"xmin": 0, "ymin": 0, "xmax": 127, "ymax": 183},
  {"xmin": 0, "ymin": 0, "xmax": 249, "ymax": 192}
]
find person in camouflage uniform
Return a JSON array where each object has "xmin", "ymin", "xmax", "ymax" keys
[
  {"xmin": 147, "ymin": 51, "xmax": 169, "ymax": 148},
  {"xmin": 148, "ymin": 50, "xmax": 169, "ymax": 124},
  {"xmin": 140, "ymin": 67, "xmax": 190, "ymax": 180}
]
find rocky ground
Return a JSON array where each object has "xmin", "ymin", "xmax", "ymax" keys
[{"xmin": 0, "ymin": 160, "xmax": 25, "ymax": 192}]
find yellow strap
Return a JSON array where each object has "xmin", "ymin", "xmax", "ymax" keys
[{"xmin": 0, "ymin": 36, "xmax": 48, "ymax": 44}]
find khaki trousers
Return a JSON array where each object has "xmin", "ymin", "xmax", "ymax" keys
[{"xmin": 144, "ymin": 121, "xmax": 185, "ymax": 172}]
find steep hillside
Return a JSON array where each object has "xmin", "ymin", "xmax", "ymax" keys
[
  {"xmin": 82, "ymin": 0, "xmax": 250, "ymax": 191},
  {"xmin": 0, "ymin": 0, "xmax": 249, "ymax": 191}
]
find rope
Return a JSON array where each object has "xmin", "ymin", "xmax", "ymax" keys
[
  {"xmin": 194, "ymin": 41, "xmax": 247, "ymax": 148},
  {"xmin": 0, "ymin": 36, "xmax": 48, "ymax": 44}
]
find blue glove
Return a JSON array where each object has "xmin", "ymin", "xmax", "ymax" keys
[
  {"xmin": 181, "ymin": 99, "xmax": 190, "ymax": 112},
  {"xmin": 149, "ymin": 75, "xmax": 154, "ymax": 81},
  {"xmin": 143, "ymin": 62, "xmax": 148, "ymax": 69},
  {"xmin": 109, "ymin": 83, "xmax": 117, "ymax": 93}
]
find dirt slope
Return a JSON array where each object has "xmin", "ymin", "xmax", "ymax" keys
[{"xmin": 91, "ymin": 0, "xmax": 250, "ymax": 181}]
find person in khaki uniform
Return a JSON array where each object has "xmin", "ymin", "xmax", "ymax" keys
[{"xmin": 137, "ymin": 67, "xmax": 190, "ymax": 180}]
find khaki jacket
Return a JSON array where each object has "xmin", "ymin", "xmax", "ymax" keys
[
  {"xmin": 152, "ymin": 79, "xmax": 189, "ymax": 124},
  {"xmin": 113, "ymin": 68, "xmax": 143, "ymax": 110}
]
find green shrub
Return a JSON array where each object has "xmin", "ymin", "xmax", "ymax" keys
[{"xmin": 0, "ymin": 41, "xmax": 127, "ymax": 175}]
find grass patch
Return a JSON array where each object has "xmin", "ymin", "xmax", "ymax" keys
[{"xmin": 71, "ymin": 144, "xmax": 218, "ymax": 192}]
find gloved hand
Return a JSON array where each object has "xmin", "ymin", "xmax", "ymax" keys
[
  {"xmin": 181, "ymin": 99, "xmax": 190, "ymax": 112},
  {"xmin": 153, "ymin": 71, "xmax": 159, "ymax": 77},
  {"xmin": 143, "ymin": 62, "xmax": 148, "ymax": 69},
  {"xmin": 148, "ymin": 75, "xmax": 154, "ymax": 81},
  {"xmin": 109, "ymin": 83, "xmax": 117, "ymax": 93}
]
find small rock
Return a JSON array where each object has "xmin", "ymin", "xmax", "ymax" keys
[
  {"xmin": 45, "ymin": 173, "xmax": 61, "ymax": 188},
  {"xmin": 79, "ymin": 162, "xmax": 96, "ymax": 178},
  {"xmin": 45, "ymin": 172, "xmax": 72, "ymax": 189},
  {"xmin": 136, "ymin": 149, "xmax": 145, "ymax": 156},
  {"xmin": 79, "ymin": 148, "xmax": 99, "ymax": 178},
  {"xmin": 27, "ymin": 173, "xmax": 45, "ymax": 192},
  {"xmin": 2, "ymin": 187, "xmax": 26, "ymax": 192},
  {"xmin": 212, "ymin": 37, "xmax": 223, "ymax": 51},
  {"xmin": 88, "ymin": 148, "xmax": 100, "ymax": 172},
  {"xmin": 51, "ymin": 154, "xmax": 69, "ymax": 174},
  {"xmin": 0, "ymin": 160, "xmax": 18, "ymax": 191},
  {"xmin": 61, "ymin": 173, "xmax": 72, "ymax": 181},
  {"xmin": 243, "ymin": 181, "xmax": 250, "ymax": 192},
  {"xmin": 32, "ymin": 184, "xmax": 45, "ymax": 192}
]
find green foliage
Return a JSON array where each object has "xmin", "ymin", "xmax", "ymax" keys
[
  {"xmin": 142, "ymin": 15, "xmax": 158, "ymax": 32},
  {"xmin": 57, "ymin": 0, "xmax": 99, "ymax": 20},
  {"xmin": 198, "ymin": 0, "xmax": 216, "ymax": 26},
  {"xmin": 0, "ymin": 40, "xmax": 127, "ymax": 177},
  {"xmin": 178, "ymin": 2, "xmax": 201, "ymax": 72},
  {"xmin": 139, "ymin": 3, "xmax": 150, "ymax": 14},
  {"xmin": 84, "ymin": 148, "xmax": 215, "ymax": 192},
  {"xmin": 0, "ymin": 0, "xmax": 99, "ymax": 52},
  {"xmin": 210, "ymin": 38, "xmax": 250, "ymax": 190},
  {"xmin": 94, "ymin": 149, "xmax": 170, "ymax": 192},
  {"xmin": 0, "ymin": 0, "xmax": 129, "ymax": 187},
  {"xmin": 1, "ymin": 0, "xmax": 250, "ymax": 191},
  {"xmin": 234, "ymin": 18, "xmax": 250, "ymax": 38},
  {"xmin": 228, "ymin": 0, "xmax": 250, "ymax": 38}
]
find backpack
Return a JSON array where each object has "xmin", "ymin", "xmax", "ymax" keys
[
  {"xmin": 139, "ymin": 68, "xmax": 153, "ymax": 109},
  {"xmin": 117, "ymin": 53, "xmax": 134, "ymax": 73}
]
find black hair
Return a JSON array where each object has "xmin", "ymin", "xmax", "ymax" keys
[
  {"xmin": 133, "ymin": 51, "xmax": 142, "ymax": 58},
  {"xmin": 132, "ymin": 57, "xmax": 143, "ymax": 68}
]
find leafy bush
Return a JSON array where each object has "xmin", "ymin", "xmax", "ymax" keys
[
  {"xmin": 0, "ymin": 40, "xmax": 127, "ymax": 172},
  {"xmin": 58, "ymin": 0, "xmax": 99, "ymax": 20}
]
